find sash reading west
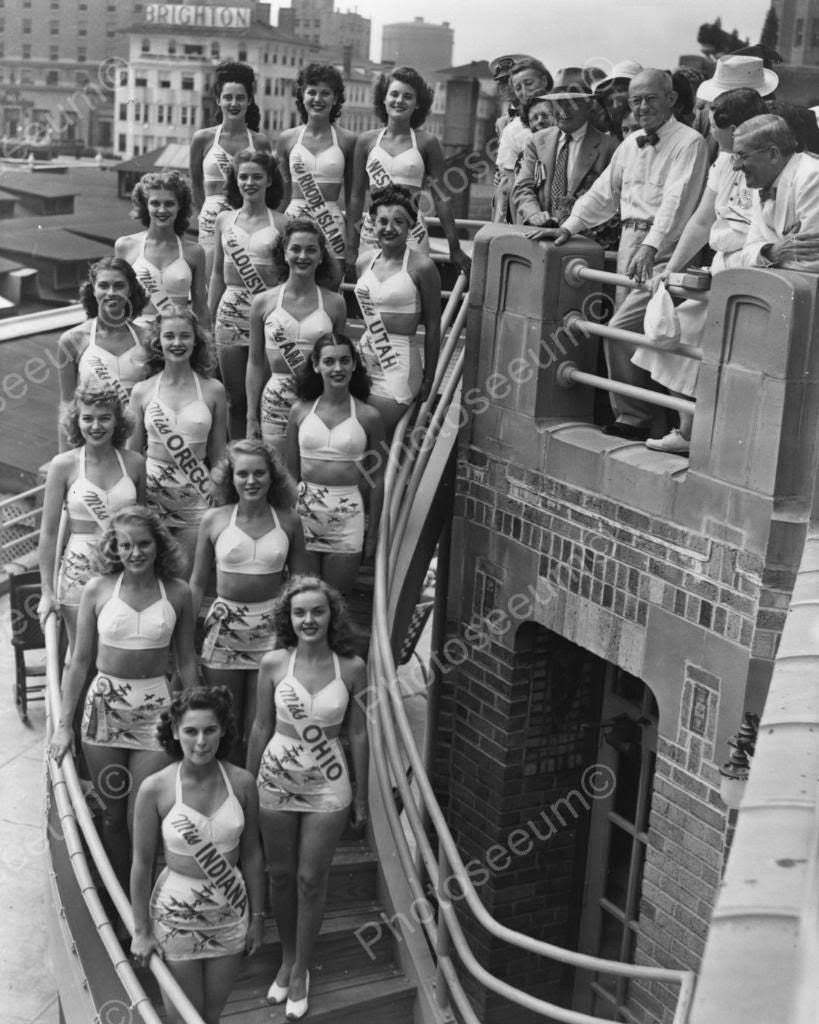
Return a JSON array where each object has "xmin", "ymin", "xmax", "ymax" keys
[
  {"xmin": 168, "ymin": 810, "xmax": 247, "ymax": 917},
  {"xmin": 291, "ymin": 155, "xmax": 346, "ymax": 258},
  {"xmin": 223, "ymin": 226, "xmax": 269, "ymax": 294},
  {"xmin": 353, "ymin": 282, "xmax": 410, "ymax": 403},
  {"xmin": 277, "ymin": 681, "xmax": 346, "ymax": 784},
  {"xmin": 269, "ymin": 322, "xmax": 306, "ymax": 376},
  {"xmin": 366, "ymin": 155, "xmax": 427, "ymax": 247},
  {"xmin": 146, "ymin": 400, "xmax": 212, "ymax": 501}
]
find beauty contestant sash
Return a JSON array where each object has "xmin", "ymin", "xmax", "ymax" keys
[
  {"xmin": 210, "ymin": 142, "xmax": 233, "ymax": 179},
  {"xmin": 146, "ymin": 400, "xmax": 213, "ymax": 500},
  {"xmin": 268, "ymin": 322, "xmax": 306, "ymax": 376},
  {"xmin": 277, "ymin": 680, "xmax": 346, "ymax": 784},
  {"xmin": 83, "ymin": 320, "xmax": 134, "ymax": 407},
  {"xmin": 78, "ymin": 482, "xmax": 114, "ymax": 528},
  {"xmin": 223, "ymin": 226, "xmax": 269, "ymax": 294},
  {"xmin": 353, "ymin": 283, "xmax": 409, "ymax": 402},
  {"xmin": 290, "ymin": 154, "xmax": 346, "ymax": 258},
  {"xmin": 136, "ymin": 263, "xmax": 179, "ymax": 317},
  {"xmin": 365, "ymin": 155, "xmax": 427, "ymax": 247},
  {"xmin": 166, "ymin": 810, "xmax": 247, "ymax": 918}
]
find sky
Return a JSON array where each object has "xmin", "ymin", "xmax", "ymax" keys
[{"xmin": 268, "ymin": 0, "xmax": 774, "ymax": 70}]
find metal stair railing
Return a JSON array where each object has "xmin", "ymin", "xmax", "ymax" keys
[{"xmin": 368, "ymin": 276, "xmax": 698, "ymax": 1024}]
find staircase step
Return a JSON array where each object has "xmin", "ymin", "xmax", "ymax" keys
[
  {"xmin": 325, "ymin": 841, "xmax": 379, "ymax": 910},
  {"xmin": 225, "ymin": 962, "xmax": 415, "ymax": 1024},
  {"xmin": 261, "ymin": 904, "xmax": 395, "ymax": 969}
]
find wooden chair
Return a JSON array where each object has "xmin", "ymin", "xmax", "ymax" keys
[{"xmin": 9, "ymin": 569, "xmax": 47, "ymax": 723}]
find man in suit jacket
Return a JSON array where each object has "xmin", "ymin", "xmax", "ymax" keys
[
  {"xmin": 735, "ymin": 114, "xmax": 819, "ymax": 271},
  {"xmin": 513, "ymin": 67, "xmax": 620, "ymax": 227}
]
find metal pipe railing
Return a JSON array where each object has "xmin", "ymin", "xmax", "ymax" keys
[
  {"xmin": 557, "ymin": 362, "xmax": 697, "ymax": 417},
  {"xmin": 565, "ymin": 314, "xmax": 703, "ymax": 362},
  {"xmin": 368, "ymin": 344, "xmax": 697, "ymax": 1024},
  {"xmin": 562, "ymin": 256, "xmax": 710, "ymax": 303}
]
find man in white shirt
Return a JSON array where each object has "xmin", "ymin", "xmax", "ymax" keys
[
  {"xmin": 551, "ymin": 69, "xmax": 709, "ymax": 439},
  {"xmin": 735, "ymin": 114, "xmax": 819, "ymax": 271}
]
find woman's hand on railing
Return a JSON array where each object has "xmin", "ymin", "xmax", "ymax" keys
[
  {"xmin": 350, "ymin": 794, "xmax": 369, "ymax": 831},
  {"xmin": 449, "ymin": 248, "xmax": 472, "ymax": 281},
  {"xmin": 49, "ymin": 723, "xmax": 74, "ymax": 764},
  {"xmin": 37, "ymin": 592, "xmax": 59, "ymax": 627},
  {"xmin": 130, "ymin": 929, "xmax": 162, "ymax": 967}
]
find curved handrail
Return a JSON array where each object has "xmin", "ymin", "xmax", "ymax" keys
[{"xmin": 368, "ymin": 288, "xmax": 698, "ymax": 1022}]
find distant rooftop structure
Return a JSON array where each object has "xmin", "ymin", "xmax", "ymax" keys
[
  {"xmin": 278, "ymin": 0, "xmax": 371, "ymax": 62},
  {"xmin": 382, "ymin": 17, "xmax": 454, "ymax": 79}
]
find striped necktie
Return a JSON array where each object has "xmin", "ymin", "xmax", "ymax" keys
[{"xmin": 550, "ymin": 132, "xmax": 570, "ymax": 217}]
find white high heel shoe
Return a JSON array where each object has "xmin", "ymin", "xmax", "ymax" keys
[
  {"xmin": 266, "ymin": 971, "xmax": 290, "ymax": 1004},
  {"xmin": 285, "ymin": 971, "xmax": 310, "ymax": 1020}
]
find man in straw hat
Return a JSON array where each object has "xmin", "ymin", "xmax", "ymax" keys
[
  {"xmin": 513, "ymin": 68, "xmax": 618, "ymax": 227},
  {"xmin": 547, "ymin": 68, "xmax": 710, "ymax": 440}
]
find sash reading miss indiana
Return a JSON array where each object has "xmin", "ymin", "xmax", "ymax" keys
[{"xmin": 166, "ymin": 811, "xmax": 247, "ymax": 918}]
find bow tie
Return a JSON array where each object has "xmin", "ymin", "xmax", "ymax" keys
[
  {"xmin": 759, "ymin": 186, "xmax": 777, "ymax": 203},
  {"xmin": 636, "ymin": 131, "xmax": 659, "ymax": 148}
]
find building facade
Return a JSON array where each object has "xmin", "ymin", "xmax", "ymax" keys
[
  {"xmin": 381, "ymin": 17, "xmax": 454, "ymax": 77},
  {"xmin": 0, "ymin": 0, "xmax": 139, "ymax": 154},
  {"xmin": 115, "ymin": 1, "xmax": 316, "ymax": 157},
  {"xmin": 277, "ymin": 0, "xmax": 370, "ymax": 62}
]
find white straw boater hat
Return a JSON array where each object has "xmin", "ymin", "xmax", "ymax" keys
[{"xmin": 697, "ymin": 55, "xmax": 778, "ymax": 101}]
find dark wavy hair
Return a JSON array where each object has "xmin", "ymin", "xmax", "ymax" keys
[
  {"xmin": 369, "ymin": 184, "xmax": 419, "ymax": 224},
  {"xmin": 61, "ymin": 383, "xmax": 134, "ymax": 449},
  {"xmin": 295, "ymin": 63, "xmax": 346, "ymax": 123},
  {"xmin": 156, "ymin": 685, "xmax": 236, "ymax": 759},
  {"xmin": 224, "ymin": 148, "xmax": 284, "ymax": 209},
  {"xmin": 373, "ymin": 66, "xmax": 434, "ymax": 128},
  {"xmin": 295, "ymin": 333, "xmax": 370, "ymax": 401},
  {"xmin": 520, "ymin": 94, "xmax": 553, "ymax": 130},
  {"xmin": 145, "ymin": 307, "xmax": 215, "ymax": 377},
  {"xmin": 131, "ymin": 170, "xmax": 193, "ymax": 235},
  {"xmin": 272, "ymin": 218, "xmax": 339, "ymax": 290},
  {"xmin": 95, "ymin": 505, "xmax": 185, "ymax": 579},
  {"xmin": 213, "ymin": 61, "xmax": 261, "ymax": 132},
  {"xmin": 80, "ymin": 256, "xmax": 149, "ymax": 319},
  {"xmin": 711, "ymin": 88, "xmax": 768, "ymax": 130},
  {"xmin": 210, "ymin": 438, "xmax": 298, "ymax": 508},
  {"xmin": 272, "ymin": 575, "xmax": 357, "ymax": 656}
]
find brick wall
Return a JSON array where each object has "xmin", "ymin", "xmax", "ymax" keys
[{"xmin": 432, "ymin": 444, "xmax": 786, "ymax": 1021}]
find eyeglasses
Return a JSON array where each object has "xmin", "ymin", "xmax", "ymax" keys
[
  {"xmin": 730, "ymin": 146, "xmax": 770, "ymax": 167},
  {"xmin": 628, "ymin": 94, "xmax": 660, "ymax": 109}
]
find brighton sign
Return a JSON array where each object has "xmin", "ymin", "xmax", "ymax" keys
[{"xmin": 144, "ymin": 5, "xmax": 252, "ymax": 28}]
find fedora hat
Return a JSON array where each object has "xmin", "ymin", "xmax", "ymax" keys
[
  {"xmin": 593, "ymin": 59, "xmax": 643, "ymax": 93},
  {"xmin": 542, "ymin": 67, "xmax": 594, "ymax": 101},
  {"xmin": 489, "ymin": 54, "xmax": 532, "ymax": 81},
  {"xmin": 697, "ymin": 55, "xmax": 778, "ymax": 101}
]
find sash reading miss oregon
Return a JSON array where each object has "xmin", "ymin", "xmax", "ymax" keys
[{"xmin": 147, "ymin": 401, "xmax": 213, "ymax": 500}]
